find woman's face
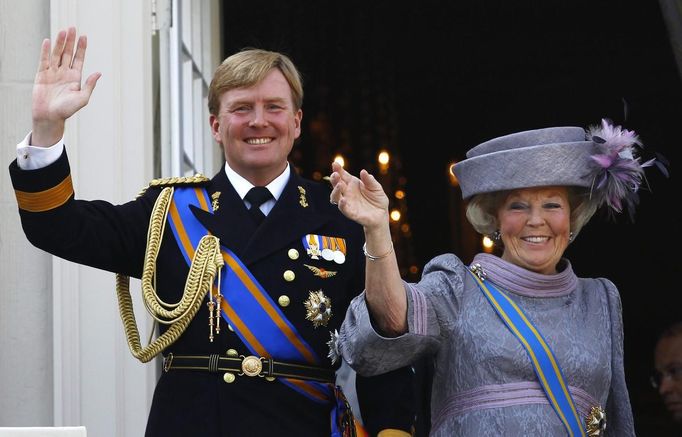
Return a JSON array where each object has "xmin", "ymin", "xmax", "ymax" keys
[{"xmin": 497, "ymin": 186, "xmax": 571, "ymax": 275}]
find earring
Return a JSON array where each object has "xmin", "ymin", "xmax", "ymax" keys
[
  {"xmin": 568, "ymin": 231, "xmax": 574, "ymax": 242},
  {"xmin": 492, "ymin": 230, "xmax": 501, "ymax": 242}
]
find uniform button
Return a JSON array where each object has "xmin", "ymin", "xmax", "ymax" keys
[
  {"xmin": 228, "ymin": 324, "xmax": 234, "ymax": 332},
  {"xmin": 223, "ymin": 372, "xmax": 236, "ymax": 383},
  {"xmin": 278, "ymin": 295, "xmax": 291, "ymax": 307},
  {"xmin": 287, "ymin": 249, "xmax": 299, "ymax": 260},
  {"xmin": 226, "ymin": 349, "xmax": 238, "ymax": 357},
  {"xmin": 283, "ymin": 270, "xmax": 295, "ymax": 282},
  {"xmin": 265, "ymin": 376, "xmax": 276, "ymax": 382}
]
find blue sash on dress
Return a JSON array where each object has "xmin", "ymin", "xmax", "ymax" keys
[{"xmin": 468, "ymin": 266, "xmax": 586, "ymax": 437}]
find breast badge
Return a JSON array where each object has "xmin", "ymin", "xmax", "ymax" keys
[
  {"xmin": 327, "ymin": 329, "xmax": 340, "ymax": 365},
  {"xmin": 304, "ymin": 290, "xmax": 332, "ymax": 328},
  {"xmin": 303, "ymin": 264, "xmax": 337, "ymax": 278}
]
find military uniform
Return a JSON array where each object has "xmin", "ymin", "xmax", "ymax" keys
[{"xmin": 10, "ymin": 149, "xmax": 415, "ymax": 437}]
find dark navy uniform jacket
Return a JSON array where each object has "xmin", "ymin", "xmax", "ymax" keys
[{"xmin": 9, "ymin": 149, "xmax": 415, "ymax": 437}]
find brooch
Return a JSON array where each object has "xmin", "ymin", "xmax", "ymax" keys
[
  {"xmin": 586, "ymin": 405, "xmax": 606, "ymax": 436},
  {"xmin": 304, "ymin": 290, "xmax": 332, "ymax": 328},
  {"xmin": 469, "ymin": 263, "xmax": 487, "ymax": 281}
]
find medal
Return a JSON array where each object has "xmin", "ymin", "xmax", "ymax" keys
[
  {"xmin": 303, "ymin": 234, "xmax": 322, "ymax": 259},
  {"xmin": 333, "ymin": 251, "xmax": 345, "ymax": 264},
  {"xmin": 321, "ymin": 248, "xmax": 335, "ymax": 261}
]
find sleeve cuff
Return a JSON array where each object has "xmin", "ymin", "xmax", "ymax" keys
[
  {"xmin": 16, "ymin": 131, "xmax": 66, "ymax": 170},
  {"xmin": 9, "ymin": 146, "xmax": 74, "ymax": 212}
]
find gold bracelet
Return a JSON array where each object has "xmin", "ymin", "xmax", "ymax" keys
[{"xmin": 362, "ymin": 242, "xmax": 394, "ymax": 261}]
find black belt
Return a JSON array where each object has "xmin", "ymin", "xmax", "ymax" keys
[{"xmin": 163, "ymin": 353, "xmax": 335, "ymax": 383}]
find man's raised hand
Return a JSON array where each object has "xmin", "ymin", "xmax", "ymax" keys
[{"xmin": 32, "ymin": 27, "xmax": 101, "ymax": 146}]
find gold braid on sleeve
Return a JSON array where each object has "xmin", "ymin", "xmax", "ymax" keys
[{"xmin": 116, "ymin": 185, "xmax": 223, "ymax": 363}]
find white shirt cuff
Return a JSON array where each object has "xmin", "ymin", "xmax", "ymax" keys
[{"xmin": 16, "ymin": 132, "xmax": 65, "ymax": 170}]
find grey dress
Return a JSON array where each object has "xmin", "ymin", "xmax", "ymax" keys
[{"xmin": 338, "ymin": 253, "xmax": 635, "ymax": 436}]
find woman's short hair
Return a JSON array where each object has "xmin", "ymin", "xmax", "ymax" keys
[
  {"xmin": 465, "ymin": 186, "xmax": 599, "ymax": 240},
  {"xmin": 208, "ymin": 48, "xmax": 303, "ymax": 116}
]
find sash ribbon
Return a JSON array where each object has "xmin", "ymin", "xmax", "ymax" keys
[
  {"xmin": 468, "ymin": 266, "xmax": 586, "ymax": 437},
  {"xmin": 167, "ymin": 187, "xmax": 357, "ymax": 436}
]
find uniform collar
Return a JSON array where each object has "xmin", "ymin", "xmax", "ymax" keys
[{"xmin": 223, "ymin": 161, "xmax": 290, "ymax": 201}]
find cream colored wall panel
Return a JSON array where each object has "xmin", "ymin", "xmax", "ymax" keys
[
  {"xmin": 0, "ymin": 1, "xmax": 49, "ymax": 82},
  {"xmin": 0, "ymin": 203, "xmax": 53, "ymax": 426},
  {"xmin": 0, "ymin": 0, "xmax": 53, "ymax": 427},
  {"xmin": 0, "ymin": 85, "xmax": 33, "ymax": 203}
]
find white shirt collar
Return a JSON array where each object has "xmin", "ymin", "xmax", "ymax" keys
[{"xmin": 223, "ymin": 161, "xmax": 290, "ymax": 203}]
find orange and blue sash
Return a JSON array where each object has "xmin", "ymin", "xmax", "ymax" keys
[
  {"xmin": 167, "ymin": 187, "xmax": 357, "ymax": 436},
  {"xmin": 167, "ymin": 187, "xmax": 330, "ymax": 399},
  {"xmin": 468, "ymin": 268, "xmax": 586, "ymax": 437}
]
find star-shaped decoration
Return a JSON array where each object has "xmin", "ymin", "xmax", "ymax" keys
[
  {"xmin": 304, "ymin": 290, "xmax": 332, "ymax": 328},
  {"xmin": 326, "ymin": 329, "xmax": 340, "ymax": 365}
]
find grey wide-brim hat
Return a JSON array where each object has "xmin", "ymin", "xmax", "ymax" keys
[{"xmin": 453, "ymin": 126, "xmax": 597, "ymax": 199}]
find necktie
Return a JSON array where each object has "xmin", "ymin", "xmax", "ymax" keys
[{"xmin": 244, "ymin": 186, "xmax": 272, "ymax": 225}]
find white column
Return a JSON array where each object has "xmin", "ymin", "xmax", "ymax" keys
[
  {"xmin": 49, "ymin": 1, "xmax": 157, "ymax": 436},
  {"xmin": 0, "ymin": 0, "xmax": 53, "ymax": 427}
]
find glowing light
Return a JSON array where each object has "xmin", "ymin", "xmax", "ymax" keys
[
  {"xmin": 482, "ymin": 236, "xmax": 494, "ymax": 253},
  {"xmin": 400, "ymin": 223, "xmax": 410, "ymax": 233},
  {"xmin": 378, "ymin": 151, "xmax": 390, "ymax": 166},
  {"xmin": 395, "ymin": 190, "xmax": 405, "ymax": 200},
  {"xmin": 334, "ymin": 155, "xmax": 345, "ymax": 167},
  {"xmin": 390, "ymin": 209, "xmax": 401, "ymax": 222},
  {"xmin": 409, "ymin": 265, "xmax": 419, "ymax": 275},
  {"xmin": 448, "ymin": 162, "xmax": 459, "ymax": 186},
  {"xmin": 312, "ymin": 171, "xmax": 322, "ymax": 181}
]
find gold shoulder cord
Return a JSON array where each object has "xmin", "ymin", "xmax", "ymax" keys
[{"xmin": 116, "ymin": 177, "xmax": 223, "ymax": 363}]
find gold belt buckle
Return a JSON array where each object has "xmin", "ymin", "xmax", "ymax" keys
[
  {"xmin": 240, "ymin": 355, "xmax": 264, "ymax": 377},
  {"xmin": 585, "ymin": 405, "xmax": 606, "ymax": 436}
]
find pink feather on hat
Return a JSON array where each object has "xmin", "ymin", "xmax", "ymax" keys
[{"xmin": 586, "ymin": 118, "xmax": 662, "ymax": 220}]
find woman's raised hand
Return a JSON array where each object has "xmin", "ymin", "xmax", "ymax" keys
[
  {"xmin": 32, "ymin": 27, "xmax": 101, "ymax": 146},
  {"xmin": 329, "ymin": 161, "xmax": 390, "ymax": 230}
]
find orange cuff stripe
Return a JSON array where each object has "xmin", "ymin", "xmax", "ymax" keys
[{"xmin": 14, "ymin": 175, "xmax": 74, "ymax": 212}]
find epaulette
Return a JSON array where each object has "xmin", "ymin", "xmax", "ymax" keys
[{"xmin": 137, "ymin": 173, "xmax": 211, "ymax": 198}]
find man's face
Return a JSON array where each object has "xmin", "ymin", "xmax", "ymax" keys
[
  {"xmin": 654, "ymin": 334, "xmax": 682, "ymax": 422},
  {"xmin": 209, "ymin": 69, "xmax": 302, "ymax": 186}
]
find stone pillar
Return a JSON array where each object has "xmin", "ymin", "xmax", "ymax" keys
[{"xmin": 0, "ymin": 0, "xmax": 54, "ymax": 426}]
